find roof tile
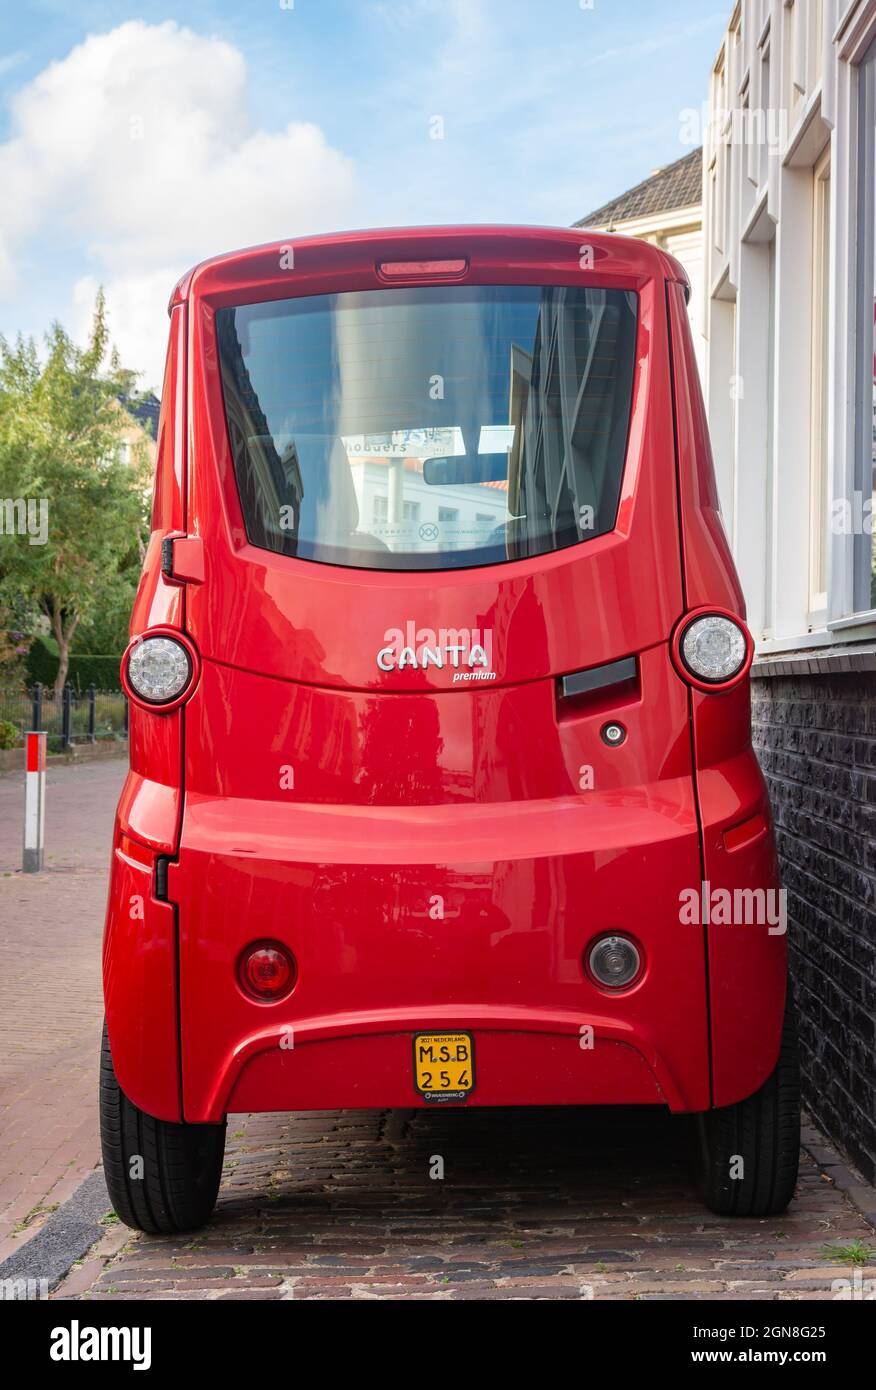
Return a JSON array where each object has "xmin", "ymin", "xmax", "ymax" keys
[{"xmin": 575, "ymin": 147, "xmax": 702, "ymax": 228}]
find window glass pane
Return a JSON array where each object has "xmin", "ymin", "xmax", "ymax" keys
[{"xmin": 215, "ymin": 284, "xmax": 638, "ymax": 572}]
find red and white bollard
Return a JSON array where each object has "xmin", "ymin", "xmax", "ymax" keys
[{"xmin": 23, "ymin": 731, "xmax": 46, "ymax": 873}]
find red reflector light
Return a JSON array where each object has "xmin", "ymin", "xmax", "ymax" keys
[
  {"xmin": 118, "ymin": 833, "xmax": 155, "ymax": 868},
  {"xmin": 723, "ymin": 812, "xmax": 768, "ymax": 853},
  {"xmin": 378, "ymin": 258, "xmax": 467, "ymax": 279},
  {"xmin": 239, "ymin": 943, "xmax": 296, "ymax": 1001}
]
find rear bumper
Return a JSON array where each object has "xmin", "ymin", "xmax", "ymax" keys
[
  {"xmin": 103, "ymin": 760, "xmax": 786, "ymax": 1125},
  {"xmin": 170, "ymin": 782, "xmax": 713, "ymax": 1121}
]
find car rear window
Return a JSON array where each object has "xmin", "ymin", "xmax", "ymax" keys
[{"xmin": 215, "ymin": 284, "xmax": 638, "ymax": 571}]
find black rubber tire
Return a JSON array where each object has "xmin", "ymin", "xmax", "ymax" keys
[
  {"xmin": 99, "ymin": 1021, "xmax": 226, "ymax": 1233},
  {"xmin": 693, "ymin": 992, "xmax": 800, "ymax": 1217}
]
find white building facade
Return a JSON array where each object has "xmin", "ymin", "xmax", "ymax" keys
[{"xmin": 704, "ymin": 0, "xmax": 876, "ymax": 650}]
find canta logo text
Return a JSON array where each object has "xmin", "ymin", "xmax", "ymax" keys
[{"xmin": 377, "ymin": 622, "xmax": 495, "ymax": 681}]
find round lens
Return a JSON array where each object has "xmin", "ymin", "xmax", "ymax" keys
[
  {"xmin": 587, "ymin": 935, "xmax": 641, "ymax": 989},
  {"xmin": 127, "ymin": 636, "xmax": 192, "ymax": 703},
  {"xmin": 240, "ymin": 945, "xmax": 296, "ymax": 1000},
  {"xmin": 681, "ymin": 615, "xmax": 747, "ymax": 683}
]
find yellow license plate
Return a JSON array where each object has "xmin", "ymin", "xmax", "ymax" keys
[{"xmin": 412, "ymin": 1032, "xmax": 475, "ymax": 1103}]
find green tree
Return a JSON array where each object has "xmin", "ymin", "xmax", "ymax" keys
[{"xmin": 0, "ymin": 292, "xmax": 150, "ymax": 696}]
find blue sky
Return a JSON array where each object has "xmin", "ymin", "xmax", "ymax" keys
[{"xmin": 0, "ymin": 0, "xmax": 728, "ymax": 387}]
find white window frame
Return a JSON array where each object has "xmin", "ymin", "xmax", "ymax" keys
[
  {"xmin": 850, "ymin": 32, "xmax": 876, "ymax": 621},
  {"xmin": 809, "ymin": 145, "xmax": 831, "ymax": 622},
  {"xmin": 711, "ymin": 1, "xmax": 876, "ymax": 654}
]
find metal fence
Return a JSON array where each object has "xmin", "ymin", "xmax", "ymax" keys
[{"xmin": 0, "ymin": 683, "xmax": 128, "ymax": 753}]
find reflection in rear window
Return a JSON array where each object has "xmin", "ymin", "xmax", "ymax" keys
[{"xmin": 216, "ymin": 285, "xmax": 638, "ymax": 571}]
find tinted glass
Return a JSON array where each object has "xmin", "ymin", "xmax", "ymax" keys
[{"xmin": 216, "ymin": 284, "xmax": 638, "ymax": 570}]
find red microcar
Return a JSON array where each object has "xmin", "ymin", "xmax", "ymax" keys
[{"xmin": 100, "ymin": 226, "xmax": 799, "ymax": 1232}]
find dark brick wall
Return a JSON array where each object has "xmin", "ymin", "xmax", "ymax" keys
[{"xmin": 751, "ymin": 671, "xmax": 876, "ymax": 1183}]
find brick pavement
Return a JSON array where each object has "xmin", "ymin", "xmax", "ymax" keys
[
  {"xmin": 56, "ymin": 1106, "xmax": 875, "ymax": 1301},
  {"xmin": 0, "ymin": 756, "xmax": 127, "ymax": 1263}
]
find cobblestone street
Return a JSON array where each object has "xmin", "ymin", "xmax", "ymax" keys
[{"xmin": 55, "ymin": 1107, "xmax": 876, "ymax": 1301}]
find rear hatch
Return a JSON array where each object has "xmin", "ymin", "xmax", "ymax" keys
[{"xmin": 174, "ymin": 231, "xmax": 709, "ymax": 1116}]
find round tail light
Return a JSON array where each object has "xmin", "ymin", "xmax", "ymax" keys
[
  {"xmin": 586, "ymin": 934, "xmax": 642, "ymax": 990},
  {"xmin": 238, "ymin": 942, "xmax": 297, "ymax": 1001},
  {"xmin": 671, "ymin": 609, "xmax": 753, "ymax": 691},
  {"xmin": 122, "ymin": 630, "xmax": 199, "ymax": 710}
]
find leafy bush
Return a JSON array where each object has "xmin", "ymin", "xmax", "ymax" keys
[
  {"xmin": 25, "ymin": 635, "xmax": 57, "ymax": 686},
  {"xmin": 0, "ymin": 719, "xmax": 19, "ymax": 750},
  {"xmin": 0, "ymin": 628, "xmax": 29, "ymax": 690},
  {"xmin": 68, "ymin": 655, "xmax": 123, "ymax": 691},
  {"xmin": 26, "ymin": 636, "xmax": 122, "ymax": 691}
]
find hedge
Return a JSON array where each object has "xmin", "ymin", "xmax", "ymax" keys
[{"xmin": 26, "ymin": 636, "xmax": 123, "ymax": 691}]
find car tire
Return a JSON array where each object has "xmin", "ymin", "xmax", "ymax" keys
[
  {"xmin": 693, "ymin": 991, "xmax": 800, "ymax": 1217},
  {"xmin": 99, "ymin": 1021, "xmax": 226, "ymax": 1233}
]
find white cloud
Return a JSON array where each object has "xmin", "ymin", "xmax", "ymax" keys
[
  {"xmin": 0, "ymin": 20, "xmax": 358, "ymax": 385},
  {"xmin": 71, "ymin": 270, "xmax": 175, "ymax": 391}
]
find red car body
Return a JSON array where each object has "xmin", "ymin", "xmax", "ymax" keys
[{"xmin": 103, "ymin": 226, "xmax": 785, "ymax": 1127}]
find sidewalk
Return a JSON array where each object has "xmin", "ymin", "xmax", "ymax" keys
[{"xmin": 0, "ymin": 756, "xmax": 127, "ymax": 1263}]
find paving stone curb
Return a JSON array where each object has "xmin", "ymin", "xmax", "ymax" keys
[{"xmin": 0, "ymin": 1168, "xmax": 111, "ymax": 1297}]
